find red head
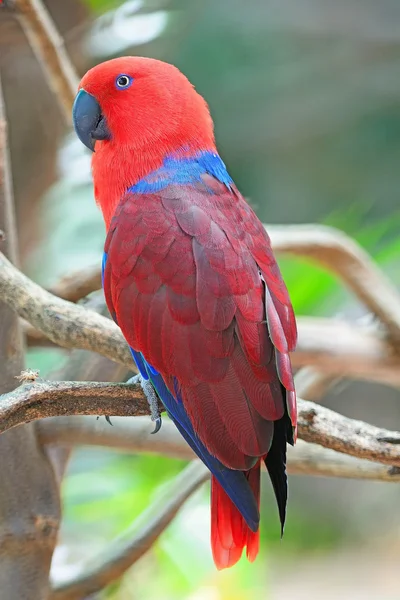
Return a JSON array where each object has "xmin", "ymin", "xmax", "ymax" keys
[{"xmin": 73, "ymin": 57, "xmax": 216, "ymax": 227}]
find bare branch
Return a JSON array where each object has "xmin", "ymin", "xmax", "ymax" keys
[
  {"xmin": 298, "ymin": 398, "xmax": 400, "ymax": 467},
  {"xmin": 48, "ymin": 264, "xmax": 102, "ymax": 303},
  {"xmin": 24, "ymin": 268, "xmax": 103, "ymax": 347},
  {"xmin": 295, "ymin": 367, "xmax": 338, "ymax": 402},
  {"xmin": 24, "ymin": 320, "xmax": 58, "ymax": 348},
  {"xmin": 294, "ymin": 317, "xmax": 400, "ymax": 387},
  {"xmin": 0, "ymin": 251, "xmax": 132, "ymax": 366},
  {"xmin": 38, "ymin": 416, "xmax": 191, "ymax": 461},
  {"xmin": 50, "ymin": 461, "xmax": 209, "ymax": 600},
  {"xmin": 288, "ymin": 439, "xmax": 400, "ymax": 482},
  {"xmin": 0, "ymin": 380, "xmax": 158, "ymax": 434},
  {"xmin": 38, "ymin": 416, "xmax": 400, "ymax": 483},
  {"xmin": 1, "ymin": 251, "xmax": 399, "ymax": 387},
  {"xmin": 269, "ymin": 224, "xmax": 400, "ymax": 343},
  {"xmin": 2, "ymin": 379, "xmax": 400, "ymax": 469},
  {"xmin": 13, "ymin": 0, "xmax": 79, "ymax": 122}
]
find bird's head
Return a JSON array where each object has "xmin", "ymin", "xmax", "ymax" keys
[
  {"xmin": 73, "ymin": 57, "xmax": 216, "ymax": 226},
  {"xmin": 73, "ymin": 56, "xmax": 215, "ymax": 154}
]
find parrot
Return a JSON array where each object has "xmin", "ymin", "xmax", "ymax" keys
[{"xmin": 72, "ymin": 56, "xmax": 297, "ymax": 570}]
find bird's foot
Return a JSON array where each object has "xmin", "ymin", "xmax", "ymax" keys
[{"xmin": 127, "ymin": 374, "xmax": 162, "ymax": 434}]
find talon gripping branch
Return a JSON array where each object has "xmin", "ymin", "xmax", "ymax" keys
[{"xmin": 73, "ymin": 57, "xmax": 297, "ymax": 569}]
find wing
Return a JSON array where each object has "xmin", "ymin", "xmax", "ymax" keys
[
  {"xmin": 103, "ymin": 172, "xmax": 297, "ymax": 449},
  {"xmin": 103, "ymin": 173, "xmax": 297, "ymax": 526}
]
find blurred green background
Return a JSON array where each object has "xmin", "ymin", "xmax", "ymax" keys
[{"xmin": 4, "ymin": 0, "xmax": 400, "ymax": 598}]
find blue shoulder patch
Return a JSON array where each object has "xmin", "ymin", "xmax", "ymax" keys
[{"xmin": 129, "ymin": 150, "xmax": 232, "ymax": 194}]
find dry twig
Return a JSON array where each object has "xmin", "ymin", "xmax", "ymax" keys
[
  {"xmin": 2, "ymin": 379, "xmax": 400, "ymax": 468},
  {"xmin": 0, "ymin": 380, "xmax": 158, "ymax": 434},
  {"xmin": 269, "ymin": 224, "xmax": 400, "ymax": 343},
  {"xmin": 38, "ymin": 416, "xmax": 400, "ymax": 483},
  {"xmin": 48, "ymin": 264, "xmax": 102, "ymax": 303},
  {"xmin": 0, "ymin": 251, "xmax": 132, "ymax": 366},
  {"xmin": 50, "ymin": 461, "xmax": 209, "ymax": 600},
  {"xmin": 298, "ymin": 398, "xmax": 400, "ymax": 466},
  {"xmin": 13, "ymin": 0, "xmax": 79, "ymax": 121}
]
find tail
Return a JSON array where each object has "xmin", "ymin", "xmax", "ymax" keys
[
  {"xmin": 210, "ymin": 410, "xmax": 291, "ymax": 569},
  {"xmin": 211, "ymin": 461, "xmax": 261, "ymax": 570}
]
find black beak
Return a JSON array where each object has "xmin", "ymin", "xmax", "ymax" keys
[{"xmin": 72, "ymin": 89, "xmax": 111, "ymax": 152}]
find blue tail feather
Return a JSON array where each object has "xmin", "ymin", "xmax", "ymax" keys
[{"xmin": 143, "ymin": 364, "xmax": 259, "ymax": 532}]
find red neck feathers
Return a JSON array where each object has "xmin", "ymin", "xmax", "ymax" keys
[{"xmin": 80, "ymin": 57, "xmax": 216, "ymax": 229}]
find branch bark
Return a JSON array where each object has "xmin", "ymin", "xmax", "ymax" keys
[
  {"xmin": 269, "ymin": 224, "xmax": 400, "ymax": 344},
  {"xmin": 48, "ymin": 264, "xmax": 102, "ymax": 303},
  {"xmin": 298, "ymin": 398, "xmax": 400, "ymax": 466},
  {"xmin": 13, "ymin": 0, "xmax": 79, "ymax": 122},
  {"xmin": 50, "ymin": 461, "xmax": 209, "ymax": 600},
  {"xmin": 38, "ymin": 416, "xmax": 400, "ymax": 483},
  {"xmin": 293, "ymin": 316, "xmax": 400, "ymax": 387},
  {"xmin": 0, "ymin": 380, "xmax": 157, "ymax": 434},
  {"xmin": 0, "ymin": 251, "xmax": 132, "ymax": 365},
  {"xmin": 2, "ymin": 379, "xmax": 400, "ymax": 469}
]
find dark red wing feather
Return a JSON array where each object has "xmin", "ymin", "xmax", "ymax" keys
[{"xmin": 104, "ymin": 174, "xmax": 297, "ymax": 468}]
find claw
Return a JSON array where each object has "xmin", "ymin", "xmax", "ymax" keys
[
  {"xmin": 96, "ymin": 415, "xmax": 113, "ymax": 425},
  {"xmin": 151, "ymin": 416, "xmax": 162, "ymax": 434}
]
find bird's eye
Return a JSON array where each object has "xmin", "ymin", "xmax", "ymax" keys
[{"xmin": 115, "ymin": 74, "xmax": 133, "ymax": 89}]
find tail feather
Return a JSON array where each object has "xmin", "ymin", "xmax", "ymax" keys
[
  {"xmin": 211, "ymin": 462, "xmax": 261, "ymax": 570},
  {"xmin": 264, "ymin": 413, "xmax": 289, "ymax": 536}
]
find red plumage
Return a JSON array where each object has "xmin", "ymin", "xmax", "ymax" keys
[
  {"xmin": 76, "ymin": 57, "xmax": 297, "ymax": 569},
  {"xmin": 104, "ymin": 175, "xmax": 297, "ymax": 567},
  {"xmin": 211, "ymin": 465, "xmax": 260, "ymax": 570}
]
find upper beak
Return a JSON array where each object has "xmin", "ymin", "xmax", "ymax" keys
[{"xmin": 72, "ymin": 89, "xmax": 111, "ymax": 152}]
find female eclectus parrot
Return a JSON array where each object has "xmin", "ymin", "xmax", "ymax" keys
[{"xmin": 72, "ymin": 57, "xmax": 297, "ymax": 569}]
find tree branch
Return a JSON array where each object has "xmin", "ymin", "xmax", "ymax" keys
[
  {"xmin": 288, "ymin": 439, "xmax": 400, "ymax": 482},
  {"xmin": 38, "ymin": 416, "xmax": 400, "ymax": 483},
  {"xmin": 24, "ymin": 320, "xmax": 58, "ymax": 348},
  {"xmin": 2, "ymin": 379, "xmax": 400, "ymax": 469},
  {"xmin": 50, "ymin": 461, "xmax": 209, "ymax": 600},
  {"xmin": 0, "ymin": 251, "xmax": 399, "ymax": 387},
  {"xmin": 294, "ymin": 366, "xmax": 337, "ymax": 402},
  {"xmin": 0, "ymin": 251, "xmax": 133, "ymax": 366},
  {"xmin": 0, "ymin": 380, "xmax": 158, "ymax": 434},
  {"xmin": 293, "ymin": 317, "xmax": 400, "ymax": 387},
  {"xmin": 48, "ymin": 264, "xmax": 102, "ymax": 303},
  {"xmin": 23, "ymin": 265, "xmax": 102, "ymax": 347},
  {"xmin": 269, "ymin": 224, "xmax": 400, "ymax": 343},
  {"xmin": 13, "ymin": 0, "xmax": 79, "ymax": 122},
  {"xmin": 298, "ymin": 398, "xmax": 400, "ymax": 466}
]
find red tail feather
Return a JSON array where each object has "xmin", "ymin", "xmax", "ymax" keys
[{"xmin": 211, "ymin": 462, "xmax": 261, "ymax": 570}]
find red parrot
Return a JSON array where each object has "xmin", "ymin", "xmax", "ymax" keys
[{"xmin": 72, "ymin": 57, "xmax": 297, "ymax": 569}]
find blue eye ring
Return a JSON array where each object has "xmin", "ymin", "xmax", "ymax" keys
[{"xmin": 115, "ymin": 74, "xmax": 133, "ymax": 90}]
